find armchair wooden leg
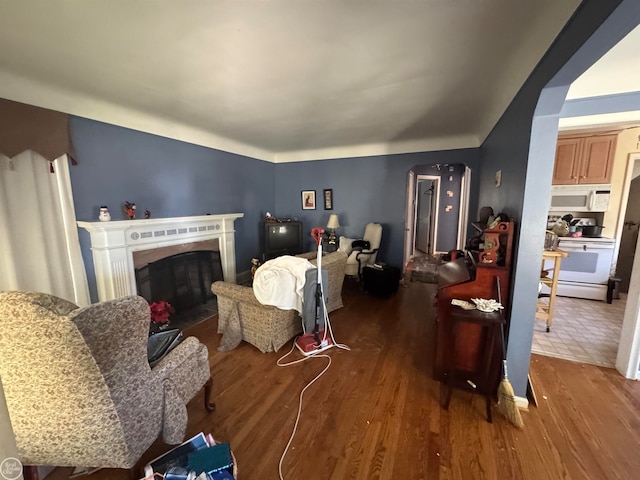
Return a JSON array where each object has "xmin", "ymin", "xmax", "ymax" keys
[
  {"xmin": 204, "ymin": 377, "xmax": 216, "ymax": 412},
  {"xmin": 23, "ymin": 466, "xmax": 39, "ymax": 480}
]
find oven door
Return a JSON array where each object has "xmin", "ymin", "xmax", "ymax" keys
[{"xmin": 554, "ymin": 240, "xmax": 614, "ymax": 284}]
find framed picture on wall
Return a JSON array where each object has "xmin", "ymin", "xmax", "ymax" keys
[
  {"xmin": 302, "ymin": 190, "xmax": 316, "ymax": 210},
  {"xmin": 323, "ymin": 189, "xmax": 333, "ymax": 210}
]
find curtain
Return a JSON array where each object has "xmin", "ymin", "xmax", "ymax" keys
[
  {"xmin": 0, "ymin": 151, "xmax": 90, "ymax": 306},
  {"xmin": 0, "ymin": 98, "xmax": 77, "ymax": 163}
]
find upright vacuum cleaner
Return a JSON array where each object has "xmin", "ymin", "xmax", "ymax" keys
[{"xmin": 295, "ymin": 227, "xmax": 334, "ymax": 356}]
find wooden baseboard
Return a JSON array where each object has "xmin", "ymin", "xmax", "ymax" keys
[{"xmin": 515, "ymin": 395, "xmax": 529, "ymax": 411}]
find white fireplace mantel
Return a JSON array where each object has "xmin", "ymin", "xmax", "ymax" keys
[{"xmin": 78, "ymin": 213, "xmax": 244, "ymax": 301}]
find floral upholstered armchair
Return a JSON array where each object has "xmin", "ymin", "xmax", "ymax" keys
[{"xmin": 0, "ymin": 291, "xmax": 214, "ymax": 473}]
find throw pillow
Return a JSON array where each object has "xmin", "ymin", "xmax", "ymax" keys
[{"xmin": 338, "ymin": 236, "xmax": 356, "ymax": 256}]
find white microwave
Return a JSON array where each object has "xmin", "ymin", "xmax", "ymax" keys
[{"xmin": 549, "ymin": 184, "xmax": 611, "ymax": 212}]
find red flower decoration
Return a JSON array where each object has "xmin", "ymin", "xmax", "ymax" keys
[{"xmin": 149, "ymin": 300, "xmax": 174, "ymax": 324}]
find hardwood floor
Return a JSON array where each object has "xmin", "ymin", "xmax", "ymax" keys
[{"xmin": 45, "ymin": 281, "xmax": 640, "ymax": 480}]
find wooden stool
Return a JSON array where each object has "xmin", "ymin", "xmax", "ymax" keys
[{"xmin": 443, "ymin": 308, "xmax": 505, "ymax": 422}]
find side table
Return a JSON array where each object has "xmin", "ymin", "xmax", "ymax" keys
[
  {"xmin": 443, "ymin": 307, "xmax": 505, "ymax": 423},
  {"xmin": 323, "ymin": 242, "xmax": 338, "ymax": 253}
]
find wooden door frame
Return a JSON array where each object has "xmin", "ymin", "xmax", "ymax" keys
[{"xmin": 615, "ymin": 152, "xmax": 640, "ymax": 379}]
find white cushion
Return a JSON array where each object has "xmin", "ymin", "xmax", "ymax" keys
[{"xmin": 338, "ymin": 236, "xmax": 356, "ymax": 256}]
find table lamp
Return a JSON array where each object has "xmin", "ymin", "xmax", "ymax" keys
[{"xmin": 326, "ymin": 214, "xmax": 340, "ymax": 245}]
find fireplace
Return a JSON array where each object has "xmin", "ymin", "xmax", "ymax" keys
[
  {"xmin": 78, "ymin": 213, "xmax": 244, "ymax": 302},
  {"xmin": 135, "ymin": 244, "xmax": 223, "ymax": 316}
]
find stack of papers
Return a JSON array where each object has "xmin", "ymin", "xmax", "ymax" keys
[{"xmin": 451, "ymin": 299, "xmax": 476, "ymax": 310}]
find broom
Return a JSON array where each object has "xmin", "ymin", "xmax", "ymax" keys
[{"xmin": 495, "ymin": 276, "xmax": 524, "ymax": 428}]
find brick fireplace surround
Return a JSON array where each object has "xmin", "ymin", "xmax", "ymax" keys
[{"xmin": 78, "ymin": 213, "xmax": 244, "ymax": 302}]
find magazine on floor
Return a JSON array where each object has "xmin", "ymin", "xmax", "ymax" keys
[
  {"xmin": 142, "ymin": 432, "xmax": 234, "ymax": 480},
  {"xmin": 143, "ymin": 433, "xmax": 209, "ymax": 479}
]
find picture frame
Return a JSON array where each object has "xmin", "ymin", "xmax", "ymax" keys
[
  {"xmin": 323, "ymin": 189, "xmax": 333, "ymax": 210},
  {"xmin": 301, "ymin": 190, "xmax": 316, "ymax": 210}
]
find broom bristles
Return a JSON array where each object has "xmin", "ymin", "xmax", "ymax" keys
[{"xmin": 497, "ymin": 378, "xmax": 524, "ymax": 428}]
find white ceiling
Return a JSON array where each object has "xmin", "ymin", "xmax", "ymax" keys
[
  {"xmin": 0, "ymin": 0, "xmax": 581, "ymax": 162},
  {"xmin": 568, "ymin": 24, "xmax": 640, "ymax": 100},
  {"xmin": 560, "ymin": 24, "xmax": 640, "ymax": 131}
]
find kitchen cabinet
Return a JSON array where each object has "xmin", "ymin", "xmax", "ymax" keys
[{"xmin": 552, "ymin": 133, "xmax": 617, "ymax": 185}]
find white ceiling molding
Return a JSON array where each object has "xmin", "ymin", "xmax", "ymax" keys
[
  {"xmin": 558, "ymin": 111, "xmax": 640, "ymax": 131},
  {"xmin": 0, "ymin": 70, "xmax": 275, "ymax": 162},
  {"xmin": 272, "ymin": 134, "xmax": 481, "ymax": 163}
]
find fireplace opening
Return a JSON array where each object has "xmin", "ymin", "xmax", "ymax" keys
[{"xmin": 135, "ymin": 249, "xmax": 223, "ymax": 329}]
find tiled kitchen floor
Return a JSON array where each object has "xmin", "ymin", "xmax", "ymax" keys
[{"xmin": 532, "ymin": 294, "xmax": 627, "ymax": 367}]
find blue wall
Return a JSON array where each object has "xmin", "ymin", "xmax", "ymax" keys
[
  {"xmin": 274, "ymin": 150, "xmax": 480, "ymax": 267},
  {"xmin": 69, "ymin": 117, "xmax": 275, "ymax": 302},
  {"xmin": 69, "ymin": 118, "xmax": 480, "ymax": 301}
]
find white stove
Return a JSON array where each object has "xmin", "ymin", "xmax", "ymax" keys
[
  {"xmin": 552, "ymin": 235, "xmax": 615, "ymax": 301},
  {"xmin": 544, "ymin": 215, "xmax": 616, "ymax": 300}
]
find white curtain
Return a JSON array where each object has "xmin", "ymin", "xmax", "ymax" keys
[{"xmin": 0, "ymin": 151, "xmax": 90, "ymax": 306}]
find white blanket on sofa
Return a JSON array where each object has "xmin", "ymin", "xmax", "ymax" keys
[{"xmin": 252, "ymin": 256, "xmax": 314, "ymax": 313}]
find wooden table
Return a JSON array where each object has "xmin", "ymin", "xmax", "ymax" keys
[
  {"xmin": 443, "ymin": 307, "xmax": 505, "ymax": 423},
  {"xmin": 536, "ymin": 249, "xmax": 568, "ymax": 332}
]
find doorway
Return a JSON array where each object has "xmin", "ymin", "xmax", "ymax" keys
[
  {"xmin": 532, "ymin": 145, "xmax": 640, "ymax": 370},
  {"xmin": 414, "ymin": 175, "xmax": 440, "ymax": 258},
  {"xmin": 532, "ymin": 137, "xmax": 640, "ymax": 378},
  {"xmin": 403, "ymin": 164, "xmax": 470, "ymax": 272}
]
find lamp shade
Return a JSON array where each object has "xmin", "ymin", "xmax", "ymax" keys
[{"xmin": 326, "ymin": 214, "xmax": 340, "ymax": 229}]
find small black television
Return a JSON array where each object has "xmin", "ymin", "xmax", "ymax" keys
[{"xmin": 261, "ymin": 221, "xmax": 303, "ymax": 260}]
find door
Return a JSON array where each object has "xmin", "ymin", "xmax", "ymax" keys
[
  {"xmin": 553, "ymin": 240, "xmax": 615, "ymax": 284},
  {"xmin": 415, "ymin": 176, "xmax": 439, "ymax": 255},
  {"xmin": 618, "ymin": 176, "xmax": 640, "ymax": 291},
  {"xmin": 553, "ymin": 137, "xmax": 582, "ymax": 184},
  {"xmin": 579, "ymin": 134, "xmax": 616, "ymax": 184},
  {"xmin": 457, "ymin": 166, "xmax": 471, "ymax": 249}
]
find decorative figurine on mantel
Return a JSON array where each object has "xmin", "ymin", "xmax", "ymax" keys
[
  {"xmin": 123, "ymin": 201, "xmax": 136, "ymax": 220},
  {"xmin": 98, "ymin": 206, "xmax": 111, "ymax": 222},
  {"xmin": 265, "ymin": 211, "xmax": 278, "ymax": 223},
  {"xmin": 145, "ymin": 209, "xmax": 151, "ymax": 219}
]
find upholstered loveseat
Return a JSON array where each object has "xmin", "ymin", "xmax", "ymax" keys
[
  {"xmin": 0, "ymin": 291, "xmax": 214, "ymax": 471},
  {"xmin": 211, "ymin": 251, "xmax": 347, "ymax": 353}
]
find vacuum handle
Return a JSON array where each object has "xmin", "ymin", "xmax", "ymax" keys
[{"xmin": 311, "ymin": 227, "xmax": 324, "ymax": 246}]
